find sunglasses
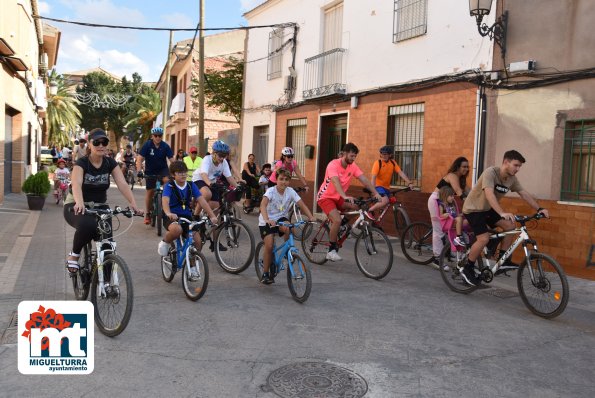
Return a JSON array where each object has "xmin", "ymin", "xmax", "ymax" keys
[
  {"xmin": 92, "ymin": 139, "xmax": 109, "ymax": 147},
  {"xmin": 216, "ymin": 152, "xmax": 228, "ymax": 157},
  {"xmin": 285, "ymin": 155, "xmax": 294, "ymax": 158}
]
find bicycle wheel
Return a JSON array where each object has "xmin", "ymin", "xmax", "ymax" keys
[
  {"xmin": 354, "ymin": 225, "xmax": 393, "ymax": 279},
  {"xmin": 439, "ymin": 245, "xmax": 478, "ymax": 294},
  {"xmin": 150, "ymin": 195, "xmax": 157, "ymax": 227},
  {"xmin": 156, "ymin": 192, "xmax": 163, "ymax": 237},
  {"xmin": 289, "ymin": 208, "xmax": 306, "ymax": 241},
  {"xmin": 72, "ymin": 243, "xmax": 92, "ymax": 300},
  {"xmin": 91, "ymin": 254, "xmax": 133, "ymax": 337},
  {"xmin": 214, "ymin": 219, "xmax": 255, "ymax": 274},
  {"xmin": 517, "ymin": 252, "xmax": 569, "ymax": 319},
  {"xmin": 287, "ymin": 253, "xmax": 311, "ymax": 303},
  {"xmin": 161, "ymin": 244, "xmax": 177, "ymax": 282},
  {"xmin": 393, "ymin": 206, "xmax": 411, "ymax": 239},
  {"xmin": 128, "ymin": 170, "xmax": 135, "ymax": 190},
  {"xmin": 301, "ymin": 221, "xmax": 329, "ymax": 265},
  {"xmin": 400, "ymin": 222, "xmax": 434, "ymax": 265},
  {"xmin": 182, "ymin": 248, "xmax": 209, "ymax": 301},
  {"xmin": 254, "ymin": 242, "xmax": 265, "ymax": 280}
]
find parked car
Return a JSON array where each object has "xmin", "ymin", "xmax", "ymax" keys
[{"xmin": 40, "ymin": 146, "xmax": 53, "ymax": 166}]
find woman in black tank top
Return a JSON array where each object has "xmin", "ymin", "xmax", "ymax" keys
[{"xmin": 242, "ymin": 154, "xmax": 261, "ymax": 206}]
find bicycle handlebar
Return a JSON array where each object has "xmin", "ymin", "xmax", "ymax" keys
[
  {"xmin": 277, "ymin": 220, "xmax": 309, "ymax": 228},
  {"xmin": 72, "ymin": 206, "xmax": 142, "ymax": 218},
  {"xmin": 514, "ymin": 212, "xmax": 546, "ymax": 223}
]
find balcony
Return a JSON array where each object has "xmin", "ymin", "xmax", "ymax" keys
[{"xmin": 302, "ymin": 48, "xmax": 346, "ymax": 99}]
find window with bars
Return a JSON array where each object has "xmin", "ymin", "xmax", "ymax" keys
[
  {"xmin": 561, "ymin": 120, "xmax": 595, "ymax": 202},
  {"xmin": 267, "ymin": 28, "xmax": 284, "ymax": 80},
  {"xmin": 286, "ymin": 118, "xmax": 307, "ymax": 175},
  {"xmin": 253, "ymin": 125, "xmax": 269, "ymax": 167},
  {"xmin": 387, "ymin": 103, "xmax": 424, "ymax": 186},
  {"xmin": 393, "ymin": 0, "xmax": 428, "ymax": 43}
]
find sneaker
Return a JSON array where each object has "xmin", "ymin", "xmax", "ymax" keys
[
  {"xmin": 461, "ymin": 265, "xmax": 479, "ymax": 286},
  {"xmin": 442, "ymin": 264, "xmax": 450, "ymax": 272},
  {"xmin": 430, "ymin": 258, "xmax": 440, "ymax": 270},
  {"xmin": 158, "ymin": 240, "xmax": 170, "ymax": 256},
  {"xmin": 260, "ymin": 272, "xmax": 273, "ymax": 284},
  {"xmin": 364, "ymin": 211, "xmax": 376, "ymax": 221},
  {"xmin": 144, "ymin": 215, "xmax": 151, "ymax": 225},
  {"xmin": 189, "ymin": 266, "xmax": 200, "ymax": 281},
  {"xmin": 326, "ymin": 250, "xmax": 342, "ymax": 262},
  {"xmin": 453, "ymin": 236, "xmax": 465, "ymax": 247},
  {"xmin": 218, "ymin": 243, "xmax": 228, "ymax": 252}
]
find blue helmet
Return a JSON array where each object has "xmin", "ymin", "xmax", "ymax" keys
[
  {"xmin": 212, "ymin": 140, "xmax": 230, "ymax": 154},
  {"xmin": 151, "ymin": 127, "xmax": 164, "ymax": 135},
  {"xmin": 379, "ymin": 145, "xmax": 393, "ymax": 154}
]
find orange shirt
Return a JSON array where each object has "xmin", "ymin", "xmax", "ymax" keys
[{"xmin": 371, "ymin": 159, "xmax": 401, "ymax": 189}]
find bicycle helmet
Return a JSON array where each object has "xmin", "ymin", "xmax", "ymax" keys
[
  {"xmin": 281, "ymin": 147, "xmax": 294, "ymax": 156},
  {"xmin": 151, "ymin": 127, "xmax": 164, "ymax": 135},
  {"xmin": 126, "ymin": 144, "xmax": 132, "ymax": 149},
  {"xmin": 212, "ymin": 140, "xmax": 230, "ymax": 154},
  {"xmin": 379, "ymin": 145, "xmax": 393, "ymax": 154}
]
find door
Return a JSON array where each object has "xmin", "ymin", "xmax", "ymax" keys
[
  {"xmin": 4, "ymin": 110, "xmax": 14, "ymax": 194},
  {"xmin": 253, "ymin": 125, "xmax": 269, "ymax": 166},
  {"xmin": 317, "ymin": 114, "xmax": 347, "ymax": 193}
]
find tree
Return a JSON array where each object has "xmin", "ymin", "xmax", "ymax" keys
[
  {"xmin": 191, "ymin": 57, "xmax": 243, "ymax": 123},
  {"xmin": 46, "ymin": 69, "xmax": 81, "ymax": 146},
  {"xmin": 123, "ymin": 89, "xmax": 162, "ymax": 143}
]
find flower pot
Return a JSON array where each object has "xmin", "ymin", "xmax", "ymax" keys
[{"xmin": 27, "ymin": 195, "xmax": 46, "ymax": 211}]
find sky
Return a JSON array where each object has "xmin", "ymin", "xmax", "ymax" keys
[{"xmin": 38, "ymin": 0, "xmax": 265, "ymax": 82}]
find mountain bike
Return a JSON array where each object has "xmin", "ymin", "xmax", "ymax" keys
[
  {"xmin": 254, "ymin": 221, "xmax": 312, "ymax": 303},
  {"xmin": 160, "ymin": 217, "xmax": 209, "ymax": 301},
  {"xmin": 363, "ymin": 187, "xmax": 412, "ymax": 238},
  {"xmin": 124, "ymin": 163, "xmax": 136, "ymax": 190},
  {"xmin": 439, "ymin": 213, "xmax": 569, "ymax": 319},
  {"xmin": 145, "ymin": 174, "xmax": 166, "ymax": 237},
  {"xmin": 301, "ymin": 197, "xmax": 394, "ymax": 280},
  {"xmin": 400, "ymin": 221, "xmax": 434, "ymax": 265},
  {"xmin": 70, "ymin": 206, "xmax": 141, "ymax": 336}
]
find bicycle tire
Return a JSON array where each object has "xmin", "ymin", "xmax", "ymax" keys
[
  {"xmin": 128, "ymin": 170, "xmax": 135, "ymax": 190},
  {"xmin": 287, "ymin": 253, "xmax": 311, "ymax": 303},
  {"xmin": 517, "ymin": 252, "xmax": 569, "ymax": 319},
  {"xmin": 150, "ymin": 194, "xmax": 157, "ymax": 227},
  {"xmin": 161, "ymin": 244, "xmax": 177, "ymax": 282},
  {"xmin": 72, "ymin": 243, "xmax": 92, "ymax": 300},
  {"xmin": 393, "ymin": 206, "xmax": 411, "ymax": 239},
  {"xmin": 354, "ymin": 225, "xmax": 393, "ymax": 279},
  {"xmin": 182, "ymin": 248, "xmax": 209, "ymax": 301},
  {"xmin": 155, "ymin": 192, "xmax": 163, "ymax": 236},
  {"xmin": 400, "ymin": 222, "xmax": 434, "ymax": 265},
  {"xmin": 254, "ymin": 241, "xmax": 265, "ymax": 280},
  {"xmin": 439, "ymin": 245, "xmax": 478, "ymax": 294},
  {"xmin": 91, "ymin": 253, "xmax": 133, "ymax": 337},
  {"xmin": 300, "ymin": 221, "xmax": 329, "ymax": 265},
  {"xmin": 214, "ymin": 219, "xmax": 254, "ymax": 274}
]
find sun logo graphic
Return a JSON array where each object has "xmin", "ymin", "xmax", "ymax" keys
[{"xmin": 18, "ymin": 301, "xmax": 94, "ymax": 374}]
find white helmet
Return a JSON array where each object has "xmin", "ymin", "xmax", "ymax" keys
[{"xmin": 281, "ymin": 147, "xmax": 294, "ymax": 156}]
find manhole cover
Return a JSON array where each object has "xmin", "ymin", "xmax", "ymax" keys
[
  {"xmin": 1, "ymin": 311, "xmax": 18, "ymax": 345},
  {"xmin": 266, "ymin": 362, "xmax": 368, "ymax": 398},
  {"xmin": 482, "ymin": 288, "xmax": 518, "ymax": 299}
]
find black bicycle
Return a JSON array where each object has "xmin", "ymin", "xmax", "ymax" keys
[{"xmin": 144, "ymin": 174, "xmax": 167, "ymax": 237}]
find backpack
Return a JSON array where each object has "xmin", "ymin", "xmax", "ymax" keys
[
  {"xmin": 378, "ymin": 159, "xmax": 397, "ymax": 170},
  {"xmin": 169, "ymin": 181, "xmax": 196, "ymax": 211}
]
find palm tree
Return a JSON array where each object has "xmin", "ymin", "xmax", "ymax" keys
[
  {"xmin": 46, "ymin": 69, "xmax": 81, "ymax": 146},
  {"xmin": 123, "ymin": 89, "xmax": 161, "ymax": 143}
]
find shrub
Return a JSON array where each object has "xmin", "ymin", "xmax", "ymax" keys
[{"xmin": 22, "ymin": 171, "xmax": 52, "ymax": 197}]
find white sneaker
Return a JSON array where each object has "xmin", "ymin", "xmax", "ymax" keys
[
  {"xmin": 326, "ymin": 250, "xmax": 342, "ymax": 262},
  {"xmin": 453, "ymin": 236, "xmax": 465, "ymax": 247},
  {"xmin": 442, "ymin": 264, "xmax": 450, "ymax": 272},
  {"xmin": 158, "ymin": 240, "xmax": 170, "ymax": 256}
]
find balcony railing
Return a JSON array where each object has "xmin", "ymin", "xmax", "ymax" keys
[{"xmin": 302, "ymin": 48, "xmax": 346, "ymax": 99}]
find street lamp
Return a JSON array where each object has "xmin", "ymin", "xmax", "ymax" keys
[
  {"xmin": 469, "ymin": 0, "xmax": 508, "ymax": 56},
  {"xmin": 49, "ymin": 81, "xmax": 58, "ymax": 95}
]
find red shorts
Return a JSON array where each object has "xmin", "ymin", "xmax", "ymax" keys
[{"xmin": 317, "ymin": 197, "xmax": 345, "ymax": 215}]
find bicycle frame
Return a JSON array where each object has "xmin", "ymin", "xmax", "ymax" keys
[
  {"xmin": 270, "ymin": 224, "xmax": 304, "ymax": 279},
  {"xmin": 482, "ymin": 226, "xmax": 533, "ymax": 274}
]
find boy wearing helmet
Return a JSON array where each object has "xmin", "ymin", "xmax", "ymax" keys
[
  {"xmin": 367, "ymin": 145, "xmax": 413, "ymax": 215},
  {"xmin": 269, "ymin": 147, "xmax": 308, "ymax": 191}
]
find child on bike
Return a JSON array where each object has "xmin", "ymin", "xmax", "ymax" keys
[
  {"xmin": 259, "ymin": 168, "xmax": 314, "ymax": 284},
  {"xmin": 54, "ymin": 158, "xmax": 70, "ymax": 195},
  {"xmin": 259, "ymin": 163, "xmax": 274, "ymax": 188},
  {"xmin": 158, "ymin": 161, "xmax": 218, "ymax": 264},
  {"xmin": 437, "ymin": 185, "xmax": 468, "ymax": 247}
]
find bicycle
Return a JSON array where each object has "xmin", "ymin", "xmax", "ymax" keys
[
  {"xmin": 400, "ymin": 221, "xmax": 434, "ymax": 265},
  {"xmin": 70, "ymin": 205, "xmax": 141, "ymax": 336},
  {"xmin": 160, "ymin": 217, "xmax": 210, "ymax": 301},
  {"xmin": 254, "ymin": 221, "xmax": 312, "ymax": 303},
  {"xmin": 144, "ymin": 174, "xmax": 166, "ymax": 237},
  {"xmin": 54, "ymin": 176, "xmax": 69, "ymax": 205},
  {"xmin": 301, "ymin": 197, "xmax": 394, "ymax": 280},
  {"xmin": 439, "ymin": 213, "xmax": 569, "ymax": 319},
  {"xmin": 199, "ymin": 183, "xmax": 255, "ymax": 274},
  {"xmin": 363, "ymin": 186, "xmax": 412, "ymax": 238},
  {"xmin": 124, "ymin": 163, "xmax": 136, "ymax": 190},
  {"xmin": 283, "ymin": 186, "xmax": 309, "ymax": 241}
]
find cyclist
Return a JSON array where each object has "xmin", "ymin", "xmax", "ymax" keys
[
  {"xmin": 317, "ymin": 143, "xmax": 382, "ymax": 261},
  {"xmin": 259, "ymin": 168, "xmax": 314, "ymax": 284},
  {"xmin": 183, "ymin": 146, "xmax": 202, "ymax": 179},
  {"xmin": 269, "ymin": 147, "xmax": 308, "ymax": 191},
  {"xmin": 118, "ymin": 144, "xmax": 136, "ymax": 174},
  {"xmin": 367, "ymin": 145, "xmax": 414, "ymax": 216},
  {"xmin": 136, "ymin": 127, "xmax": 174, "ymax": 224},
  {"xmin": 63, "ymin": 129, "xmax": 142, "ymax": 273},
  {"xmin": 461, "ymin": 150, "xmax": 549, "ymax": 285},
  {"xmin": 53, "ymin": 159, "xmax": 70, "ymax": 196},
  {"xmin": 191, "ymin": 140, "xmax": 240, "ymax": 214},
  {"xmin": 259, "ymin": 163, "xmax": 274, "ymax": 188}
]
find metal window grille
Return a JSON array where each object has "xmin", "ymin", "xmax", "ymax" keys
[
  {"xmin": 286, "ymin": 118, "xmax": 307, "ymax": 175},
  {"xmin": 267, "ymin": 28, "xmax": 284, "ymax": 80},
  {"xmin": 393, "ymin": 0, "xmax": 428, "ymax": 43},
  {"xmin": 561, "ymin": 120, "xmax": 595, "ymax": 202},
  {"xmin": 387, "ymin": 103, "xmax": 424, "ymax": 186},
  {"xmin": 253, "ymin": 125, "xmax": 269, "ymax": 167}
]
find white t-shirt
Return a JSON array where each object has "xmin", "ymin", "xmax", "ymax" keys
[
  {"xmin": 258, "ymin": 186, "xmax": 302, "ymax": 226},
  {"xmin": 55, "ymin": 168, "xmax": 70, "ymax": 179},
  {"xmin": 61, "ymin": 147, "xmax": 71, "ymax": 159},
  {"xmin": 193, "ymin": 154, "xmax": 232, "ymax": 183}
]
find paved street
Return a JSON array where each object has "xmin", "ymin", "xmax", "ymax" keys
[{"xmin": 1, "ymin": 187, "xmax": 595, "ymax": 397}]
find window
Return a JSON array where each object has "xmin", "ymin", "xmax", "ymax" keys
[
  {"xmin": 387, "ymin": 103, "xmax": 424, "ymax": 186},
  {"xmin": 561, "ymin": 120, "xmax": 595, "ymax": 202},
  {"xmin": 286, "ymin": 118, "xmax": 307, "ymax": 174},
  {"xmin": 253, "ymin": 125, "xmax": 269, "ymax": 167},
  {"xmin": 267, "ymin": 28, "xmax": 283, "ymax": 80},
  {"xmin": 393, "ymin": 0, "xmax": 428, "ymax": 43},
  {"xmin": 323, "ymin": 2, "xmax": 343, "ymax": 51}
]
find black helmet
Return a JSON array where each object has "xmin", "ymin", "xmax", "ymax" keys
[{"xmin": 380, "ymin": 145, "xmax": 393, "ymax": 154}]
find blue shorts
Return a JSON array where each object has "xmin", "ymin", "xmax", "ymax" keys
[{"xmin": 376, "ymin": 186, "xmax": 390, "ymax": 197}]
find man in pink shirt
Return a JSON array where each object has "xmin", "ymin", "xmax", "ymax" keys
[{"xmin": 317, "ymin": 143, "xmax": 382, "ymax": 261}]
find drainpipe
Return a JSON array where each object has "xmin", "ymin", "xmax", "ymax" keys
[
  {"xmin": 471, "ymin": 87, "xmax": 482, "ymax": 185},
  {"xmin": 477, "ymin": 90, "xmax": 488, "ymax": 179}
]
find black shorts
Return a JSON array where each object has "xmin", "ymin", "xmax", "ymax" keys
[
  {"xmin": 163, "ymin": 215, "xmax": 192, "ymax": 233},
  {"xmin": 146, "ymin": 169, "xmax": 169, "ymax": 190},
  {"xmin": 195, "ymin": 180, "xmax": 224, "ymax": 202},
  {"xmin": 259, "ymin": 217, "xmax": 289, "ymax": 239},
  {"xmin": 464, "ymin": 208, "xmax": 502, "ymax": 236}
]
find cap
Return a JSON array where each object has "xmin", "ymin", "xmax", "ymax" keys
[
  {"xmin": 189, "ymin": 146, "xmax": 198, "ymax": 153},
  {"xmin": 57, "ymin": 159, "xmax": 66, "ymax": 164},
  {"xmin": 88, "ymin": 129, "xmax": 108, "ymax": 142}
]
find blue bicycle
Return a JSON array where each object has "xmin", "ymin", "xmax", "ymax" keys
[
  {"xmin": 254, "ymin": 221, "xmax": 312, "ymax": 303},
  {"xmin": 161, "ymin": 217, "xmax": 210, "ymax": 301}
]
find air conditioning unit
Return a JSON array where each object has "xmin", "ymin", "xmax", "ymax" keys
[
  {"xmin": 284, "ymin": 75, "xmax": 295, "ymax": 92},
  {"xmin": 508, "ymin": 60, "xmax": 536, "ymax": 73}
]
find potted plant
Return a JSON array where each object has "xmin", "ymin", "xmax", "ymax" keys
[{"xmin": 22, "ymin": 171, "xmax": 52, "ymax": 210}]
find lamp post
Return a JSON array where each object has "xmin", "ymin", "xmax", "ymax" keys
[
  {"xmin": 469, "ymin": 0, "xmax": 507, "ymax": 56},
  {"xmin": 49, "ymin": 81, "xmax": 58, "ymax": 96}
]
